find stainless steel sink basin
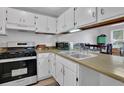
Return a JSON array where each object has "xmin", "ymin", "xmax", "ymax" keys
[
  {"xmin": 59, "ymin": 51, "xmax": 97, "ymax": 60},
  {"xmin": 70, "ymin": 54, "xmax": 90, "ymax": 58},
  {"xmin": 70, "ymin": 53, "xmax": 97, "ymax": 60}
]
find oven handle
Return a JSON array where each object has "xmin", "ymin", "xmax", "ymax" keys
[{"xmin": 0, "ymin": 56, "xmax": 36, "ymax": 64}]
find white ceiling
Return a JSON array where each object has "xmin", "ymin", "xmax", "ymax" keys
[{"xmin": 13, "ymin": 7, "xmax": 69, "ymax": 17}]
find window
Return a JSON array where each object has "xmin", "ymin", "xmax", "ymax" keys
[{"xmin": 111, "ymin": 30, "xmax": 124, "ymax": 48}]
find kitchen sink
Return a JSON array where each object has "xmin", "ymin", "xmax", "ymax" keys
[
  {"xmin": 70, "ymin": 53, "xmax": 97, "ymax": 60},
  {"xmin": 59, "ymin": 51, "xmax": 97, "ymax": 60}
]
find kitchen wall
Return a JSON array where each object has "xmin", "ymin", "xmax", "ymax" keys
[
  {"xmin": 0, "ymin": 29, "xmax": 56, "ymax": 47},
  {"xmin": 57, "ymin": 29, "xmax": 99, "ymax": 44},
  {"xmin": 57, "ymin": 23, "xmax": 124, "ymax": 44},
  {"xmin": 1, "ymin": 23, "xmax": 124, "ymax": 47}
]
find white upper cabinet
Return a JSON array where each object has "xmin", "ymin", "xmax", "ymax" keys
[
  {"xmin": 35, "ymin": 14, "xmax": 47, "ymax": 33},
  {"xmin": 57, "ymin": 8, "xmax": 74, "ymax": 33},
  {"xmin": 35, "ymin": 15, "xmax": 56, "ymax": 33},
  {"xmin": 98, "ymin": 7, "xmax": 124, "ymax": 22},
  {"xmin": 6, "ymin": 8, "xmax": 21, "ymax": 25},
  {"xmin": 22, "ymin": 12, "xmax": 35, "ymax": 27},
  {"xmin": 47, "ymin": 17, "xmax": 56, "ymax": 33},
  {"xmin": 64, "ymin": 8, "xmax": 75, "ymax": 32},
  {"xmin": 75, "ymin": 7, "xmax": 97, "ymax": 28},
  {"xmin": 0, "ymin": 8, "xmax": 6, "ymax": 35},
  {"xmin": 6, "ymin": 8, "xmax": 35, "ymax": 31},
  {"xmin": 57, "ymin": 13, "xmax": 65, "ymax": 33}
]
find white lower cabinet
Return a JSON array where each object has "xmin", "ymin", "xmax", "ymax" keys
[
  {"xmin": 99, "ymin": 74, "xmax": 124, "ymax": 86},
  {"xmin": 37, "ymin": 53, "xmax": 124, "ymax": 86},
  {"xmin": 55, "ymin": 55, "xmax": 78, "ymax": 86},
  {"xmin": 63, "ymin": 67, "xmax": 77, "ymax": 86},
  {"xmin": 49, "ymin": 53, "xmax": 56, "ymax": 79},
  {"xmin": 56, "ymin": 62, "xmax": 64, "ymax": 86},
  {"xmin": 78, "ymin": 65, "xmax": 124, "ymax": 86},
  {"xmin": 77, "ymin": 65, "xmax": 100, "ymax": 86},
  {"xmin": 37, "ymin": 53, "xmax": 51, "ymax": 81}
]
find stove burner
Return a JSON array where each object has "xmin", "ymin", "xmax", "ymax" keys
[{"xmin": 0, "ymin": 47, "xmax": 36, "ymax": 59}]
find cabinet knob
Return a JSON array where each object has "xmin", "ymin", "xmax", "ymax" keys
[
  {"xmin": 92, "ymin": 12, "xmax": 96, "ymax": 18},
  {"xmin": 23, "ymin": 19, "xmax": 26, "ymax": 22},
  {"xmin": 36, "ymin": 28, "xmax": 38, "ymax": 30},
  {"xmin": 61, "ymin": 68, "xmax": 63, "ymax": 73},
  {"xmin": 101, "ymin": 8, "xmax": 104, "ymax": 15}
]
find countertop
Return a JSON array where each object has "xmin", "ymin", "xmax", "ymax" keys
[{"xmin": 36, "ymin": 49, "xmax": 124, "ymax": 83}]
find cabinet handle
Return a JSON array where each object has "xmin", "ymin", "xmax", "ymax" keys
[
  {"xmin": 101, "ymin": 8, "xmax": 104, "ymax": 15},
  {"xmin": 20, "ymin": 18, "xmax": 22, "ymax": 22},
  {"xmin": 76, "ymin": 77, "xmax": 78, "ymax": 82},
  {"xmin": 35, "ymin": 16, "xmax": 38, "ymax": 19},
  {"xmin": 36, "ymin": 28, "xmax": 38, "ymax": 30},
  {"xmin": 74, "ymin": 22, "xmax": 77, "ymax": 26},
  {"xmin": 92, "ymin": 12, "xmax": 96, "ymax": 18},
  {"xmin": 23, "ymin": 19, "xmax": 25, "ymax": 22},
  {"xmin": 61, "ymin": 68, "xmax": 63, "ymax": 73},
  {"xmin": 0, "ymin": 26, "xmax": 2, "ymax": 31},
  {"xmin": 63, "ymin": 68, "xmax": 65, "ymax": 76}
]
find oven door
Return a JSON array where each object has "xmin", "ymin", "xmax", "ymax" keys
[{"xmin": 0, "ymin": 57, "xmax": 37, "ymax": 84}]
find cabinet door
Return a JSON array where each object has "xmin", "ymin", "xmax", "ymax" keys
[
  {"xmin": 35, "ymin": 15, "xmax": 47, "ymax": 33},
  {"xmin": 75, "ymin": 7, "xmax": 97, "ymax": 28},
  {"xmin": 23, "ymin": 12, "xmax": 35, "ymax": 27},
  {"xmin": 56, "ymin": 62, "xmax": 63, "ymax": 86},
  {"xmin": 98, "ymin": 7, "xmax": 124, "ymax": 22},
  {"xmin": 64, "ymin": 8, "xmax": 75, "ymax": 32},
  {"xmin": 49, "ymin": 53, "xmax": 56, "ymax": 78},
  {"xmin": 0, "ymin": 8, "xmax": 6, "ymax": 35},
  {"xmin": 7, "ymin": 8, "xmax": 21, "ymax": 25},
  {"xmin": 63, "ymin": 67, "xmax": 77, "ymax": 86},
  {"xmin": 47, "ymin": 17, "xmax": 56, "ymax": 33},
  {"xmin": 57, "ymin": 13, "xmax": 65, "ymax": 33},
  {"xmin": 100, "ymin": 74, "xmax": 124, "ymax": 86},
  {"xmin": 37, "ymin": 53, "xmax": 50, "ymax": 81},
  {"xmin": 78, "ymin": 65, "xmax": 100, "ymax": 86}
]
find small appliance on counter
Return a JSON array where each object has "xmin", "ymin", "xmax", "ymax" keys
[
  {"xmin": 56, "ymin": 42, "xmax": 70, "ymax": 50},
  {"xmin": 97, "ymin": 34, "xmax": 107, "ymax": 45},
  {"xmin": 100, "ymin": 44, "xmax": 112, "ymax": 54},
  {"xmin": 36, "ymin": 44, "xmax": 47, "ymax": 51},
  {"xmin": 0, "ymin": 42, "xmax": 37, "ymax": 86},
  {"xmin": 120, "ymin": 43, "xmax": 124, "ymax": 56}
]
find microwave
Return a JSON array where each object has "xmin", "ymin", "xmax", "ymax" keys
[{"xmin": 56, "ymin": 42, "xmax": 70, "ymax": 50}]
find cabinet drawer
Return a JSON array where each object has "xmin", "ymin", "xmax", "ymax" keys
[
  {"xmin": 56, "ymin": 55, "xmax": 77, "ymax": 73},
  {"xmin": 37, "ymin": 53, "xmax": 50, "ymax": 58}
]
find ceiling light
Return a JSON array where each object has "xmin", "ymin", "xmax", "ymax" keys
[{"xmin": 69, "ymin": 29, "xmax": 81, "ymax": 33}]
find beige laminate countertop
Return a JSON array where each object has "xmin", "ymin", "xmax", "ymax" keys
[{"xmin": 36, "ymin": 49, "xmax": 124, "ymax": 83}]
